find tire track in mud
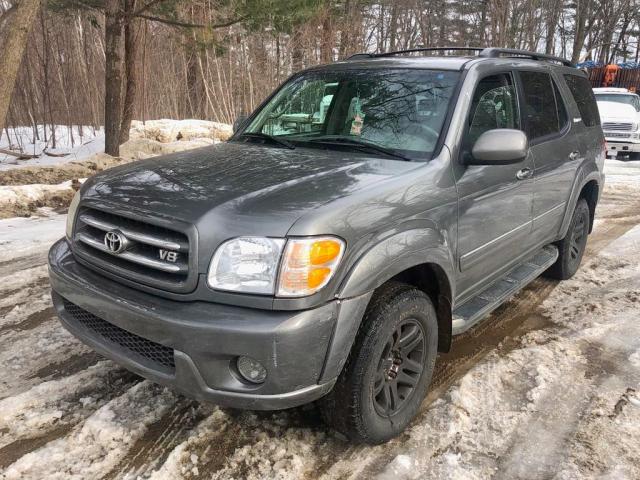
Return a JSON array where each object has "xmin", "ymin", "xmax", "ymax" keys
[
  {"xmin": 0, "ymin": 367, "xmax": 141, "ymax": 470},
  {"xmin": 104, "ymin": 399, "xmax": 203, "ymax": 479}
]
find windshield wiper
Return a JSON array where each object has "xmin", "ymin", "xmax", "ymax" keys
[
  {"xmin": 237, "ymin": 132, "xmax": 295, "ymax": 150},
  {"xmin": 306, "ymin": 136, "xmax": 411, "ymax": 161}
]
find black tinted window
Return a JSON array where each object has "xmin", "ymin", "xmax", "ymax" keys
[
  {"xmin": 565, "ymin": 75, "xmax": 601, "ymax": 126},
  {"xmin": 520, "ymin": 71, "xmax": 566, "ymax": 140},
  {"xmin": 467, "ymin": 73, "xmax": 519, "ymax": 145}
]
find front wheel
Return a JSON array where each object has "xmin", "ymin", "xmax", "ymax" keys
[
  {"xmin": 320, "ymin": 282, "xmax": 438, "ymax": 444},
  {"xmin": 545, "ymin": 198, "xmax": 590, "ymax": 280}
]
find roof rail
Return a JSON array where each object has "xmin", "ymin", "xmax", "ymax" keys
[
  {"xmin": 478, "ymin": 48, "xmax": 575, "ymax": 67},
  {"xmin": 347, "ymin": 46, "xmax": 575, "ymax": 68},
  {"xmin": 347, "ymin": 47, "xmax": 485, "ymax": 60}
]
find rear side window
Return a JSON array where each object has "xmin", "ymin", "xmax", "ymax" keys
[
  {"xmin": 564, "ymin": 75, "xmax": 601, "ymax": 126},
  {"xmin": 519, "ymin": 71, "xmax": 568, "ymax": 140}
]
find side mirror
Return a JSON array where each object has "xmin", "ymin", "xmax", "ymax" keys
[
  {"xmin": 233, "ymin": 114, "xmax": 249, "ymax": 133},
  {"xmin": 468, "ymin": 129, "xmax": 528, "ymax": 165}
]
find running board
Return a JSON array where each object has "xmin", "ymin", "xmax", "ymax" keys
[{"xmin": 452, "ymin": 245, "xmax": 559, "ymax": 335}]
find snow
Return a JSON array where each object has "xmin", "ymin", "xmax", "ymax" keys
[
  {"xmin": 2, "ymin": 382, "xmax": 177, "ymax": 480},
  {"xmin": 0, "ymin": 126, "xmax": 105, "ymax": 171},
  {"xmin": 130, "ymin": 119, "xmax": 232, "ymax": 143},
  {"xmin": 1, "ymin": 120, "xmax": 232, "ymax": 171},
  {"xmin": 0, "ymin": 209, "xmax": 65, "ymax": 262}
]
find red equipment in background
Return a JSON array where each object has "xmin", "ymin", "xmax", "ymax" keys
[{"xmin": 586, "ymin": 64, "xmax": 639, "ymax": 92}]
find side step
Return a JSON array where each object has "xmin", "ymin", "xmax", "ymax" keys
[{"xmin": 452, "ymin": 244, "xmax": 559, "ymax": 335}]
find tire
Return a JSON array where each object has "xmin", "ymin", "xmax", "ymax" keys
[
  {"xmin": 545, "ymin": 198, "xmax": 590, "ymax": 280},
  {"xmin": 320, "ymin": 281, "xmax": 438, "ymax": 444}
]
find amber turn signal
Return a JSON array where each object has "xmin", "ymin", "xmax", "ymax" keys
[{"xmin": 277, "ymin": 237, "xmax": 345, "ymax": 297}]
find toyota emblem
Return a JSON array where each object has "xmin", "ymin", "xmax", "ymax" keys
[{"xmin": 104, "ymin": 230, "xmax": 128, "ymax": 254}]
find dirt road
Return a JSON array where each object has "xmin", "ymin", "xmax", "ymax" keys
[{"xmin": 1, "ymin": 161, "xmax": 639, "ymax": 479}]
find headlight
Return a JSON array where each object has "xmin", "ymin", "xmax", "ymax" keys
[
  {"xmin": 208, "ymin": 237, "xmax": 285, "ymax": 294},
  {"xmin": 277, "ymin": 236, "xmax": 345, "ymax": 297},
  {"xmin": 207, "ymin": 236, "xmax": 345, "ymax": 296},
  {"xmin": 66, "ymin": 191, "xmax": 81, "ymax": 239}
]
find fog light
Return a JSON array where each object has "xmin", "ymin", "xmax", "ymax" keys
[{"xmin": 236, "ymin": 356, "xmax": 267, "ymax": 383}]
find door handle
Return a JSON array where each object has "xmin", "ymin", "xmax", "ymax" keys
[
  {"xmin": 569, "ymin": 151, "xmax": 580, "ymax": 160},
  {"xmin": 516, "ymin": 168, "xmax": 533, "ymax": 180}
]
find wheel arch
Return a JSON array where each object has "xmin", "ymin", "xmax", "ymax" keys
[
  {"xmin": 338, "ymin": 228, "xmax": 455, "ymax": 354},
  {"xmin": 559, "ymin": 170, "xmax": 602, "ymax": 239},
  {"xmin": 579, "ymin": 179, "xmax": 599, "ymax": 233},
  {"xmin": 390, "ymin": 262, "xmax": 453, "ymax": 353}
]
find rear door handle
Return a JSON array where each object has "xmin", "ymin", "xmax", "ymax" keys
[
  {"xmin": 516, "ymin": 168, "xmax": 533, "ymax": 180},
  {"xmin": 569, "ymin": 151, "xmax": 580, "ymax": 160}
]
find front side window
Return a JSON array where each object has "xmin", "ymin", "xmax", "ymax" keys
[
  {"xmin": 467, "ymin": 73, "xmax": 520, "ymax": 146},
  {"xmin": 519, "ymin": 71, "xmax": 567, "ymax": 140},
  {"xmin": 241, "ymin": 69, "xmax": 461, "ymax": 160},
  {"xmin": 593, "ymin": 93, "xmax": 640, "ymax": 112}
]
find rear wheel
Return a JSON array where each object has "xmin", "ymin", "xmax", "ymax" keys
[
  {"xmin": 545, "ymin": 198, "xmax": 590, "ymax": 280},
  {"xmin": 320, "ymin": 282, "xmax": 438, "ymax": 444}
]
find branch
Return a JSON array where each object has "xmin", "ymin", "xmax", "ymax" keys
[
  {"xmin": 132, "ymin": 0, "xmax": 166, "ymax": 16},
  {"xmin": 0, "ymin": 148, "xmax": 38, "ymax": 160},
  {"xmin": 133, "ymin": 13, "xmax": 247, "ymax": 29}
]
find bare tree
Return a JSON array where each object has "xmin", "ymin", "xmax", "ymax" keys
[{"xmin": 0, "ymin": 0, "xmax": 42, "ymax": 134}]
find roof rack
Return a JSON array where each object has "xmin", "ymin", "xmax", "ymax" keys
[
  {"xmin": 347, "ymin": 47, "xmax": 575, "ymax": 68},
  {"xmin": 479, "ymin": 48, "xmax": 575, "ymax": 67},
  {"xmin": 348, "ymin": 47, "xmax": 485, "ymax": 60}
]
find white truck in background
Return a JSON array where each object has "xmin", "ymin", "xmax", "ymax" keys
[{"xmin": 594, "ymin": 87, "xmax": 640, "ymax": 160}]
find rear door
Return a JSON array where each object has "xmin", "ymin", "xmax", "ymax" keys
[
  {"xmin": 516, "ymin": 69, "xmax": 576, "ymax": 245},
  {"xmin": 455, "ymin": 72, "xmax": 535, "ymax": 300}
]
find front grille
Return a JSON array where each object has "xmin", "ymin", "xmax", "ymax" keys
[
  {"xmin": 603, "ymin": 122, "xmax": 634, "ymax": 132},
  {"xmin": 63, "ymin": 299, "xmax": 175, "ymax": 373},
  {"xmin": 72, "ymin": 207, "xmax": 191, "ymax": 292}
]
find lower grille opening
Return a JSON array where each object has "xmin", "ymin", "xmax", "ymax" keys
[{"xmin": 62, "ymin": 299, "xmax": 175, "ymax": 373}]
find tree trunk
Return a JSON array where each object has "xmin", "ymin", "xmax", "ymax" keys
[
  {"xmin": 320, "ymin": 4, "xmax": 333, "ymax": 63},
  {"xmin": 120, "ymin": 0, "xmax": 139, "ymax": 144},
  {"xmin": 104, "ymin": 0, "xmax": 124, "ymax": 157},
  {"xmin": 0, "ymin": 0, "xmax": 41, "ymax": 134}
]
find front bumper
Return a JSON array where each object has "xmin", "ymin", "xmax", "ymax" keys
[
  {"xmin": 605, "ymin": 136, "xmax": 640, "ymax": 155},
  {"xmin": 48, "ymin": 238, "xmax": 370, "ymax": 410}
]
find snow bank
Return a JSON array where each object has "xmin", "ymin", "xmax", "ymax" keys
[
  {"xmin": 130, "ymin": 119, "xmax": 232, "ymax": 143},
  {"xmin": 1, "ymin": 121, "xmax": 231, "ymax": 172},
  {"xmin": 0, "ymin": 126, "xmax": 105, "ymax": 172},
  {"xmin": 0, "ymin": 180, "xmax": 82, "ymax": 219}
]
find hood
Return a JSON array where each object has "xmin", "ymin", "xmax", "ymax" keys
[
  {"xmin": 597, "ymin": 101, "xmax": 638, "ymax": 122},
  {"xmin": 81, "ymin": 142, "xmax": 421, "ymax": 238}
]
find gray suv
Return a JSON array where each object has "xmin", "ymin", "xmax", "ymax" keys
[{"xmin": 49, "ymin": 48, "xmax": 605, "ymax": 443}]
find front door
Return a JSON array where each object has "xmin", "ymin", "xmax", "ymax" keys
[{"xmin": 455, "ymin": 72, "xmax": 535, "ymax": 301}]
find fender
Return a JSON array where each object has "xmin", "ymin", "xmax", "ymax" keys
[
  {"xmin": 319, "ymin": 228, "xmax": 456, "ymax": 383},
  {"xmin": 338, "ymin": 228, "xmax": 456, "ymax": 299},
  {"xmin": 558, "ymin": 164, "xmax": 602, "ymax": 239}
]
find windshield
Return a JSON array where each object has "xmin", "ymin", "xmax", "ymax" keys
[
  {"xmin": 595, "ymin": 93, "xmax": 640, "ymax": 112},
  {"xmin": 239, "ymin": 69, "xmax": 460, "ymax": 160}
]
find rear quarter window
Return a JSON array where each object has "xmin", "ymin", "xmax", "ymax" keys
[{"xmin": 563, "ymin": 75, "xmax": 601, "ymax": 127}]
